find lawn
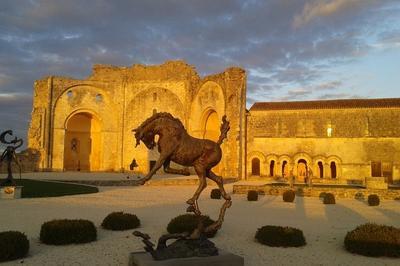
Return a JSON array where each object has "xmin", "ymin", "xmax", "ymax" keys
[{"xmin": 13, "ymin": 179, "xmax": 99, "ymax": 198}]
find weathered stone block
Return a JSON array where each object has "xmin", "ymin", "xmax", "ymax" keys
[{"xmin": 366, "ymin": 177, "xmax": 388, "ymax": 190}]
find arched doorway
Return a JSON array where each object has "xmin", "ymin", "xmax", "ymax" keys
[
  {"xmin": 251, "ymin": 158, "xmax": 260, "ymax": 176},
  {"xmin": 202, "ymin": 110, "xmax": 222, "ymax": 174},
  {"xmin": 318, "ymin": 161, "xmax": 324, "ymax": 178},
  {"xmin": 203, "ymin": 111, "xmax": 219, "ymax": 141},
  {"xmin": 330, "ymin": 162, "xmax": 337, "ymax": 178},
  {"xmin": 64, "ymin": 112, "xmax": 101, "ymax": 171},
  {"xmin": 282, "ymin": 161, "xmax": 287, "ymax": 178},
  {"xmin": 269, "ymin": 160, "xmax": 275, "ymax": 177},
  {"xmin": 297, "ymin": 159, "xmax": 308, "ymax": 182}
]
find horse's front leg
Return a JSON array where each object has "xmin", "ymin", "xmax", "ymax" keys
[
  {"xmin": 137, "ymin": 155, "xmax": 168, "ymax": 185},
  {"xmin": 163, "ymin": 160, "xmax": 190, "ymax": 176}
]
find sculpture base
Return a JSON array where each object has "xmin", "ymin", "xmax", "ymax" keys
[
  {"xmin": 129, "ymin": 249, "xmax": 244, "ymax": 266},
  {"xmin": 0, "ymin": 186, "xmax": 23, "ymax": 199}
]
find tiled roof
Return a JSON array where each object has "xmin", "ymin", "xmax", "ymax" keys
[{"xmin": 250, "ymin": 98, "xmax": 400, "ymax": 111}]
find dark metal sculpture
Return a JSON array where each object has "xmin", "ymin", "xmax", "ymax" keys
[
  {"xmin": 132, "ymin": 112, "xmax": 232, "ymax": 259},
  {"xmin": 0, "ymin": 130, "xmax": 23, "ymax": 186}
]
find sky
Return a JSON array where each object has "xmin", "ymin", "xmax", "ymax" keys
[{"xmin": 0, "ymin": 0, "xmax": 400, "ymax": 144}]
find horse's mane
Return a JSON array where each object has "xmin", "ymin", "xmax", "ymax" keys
[{"xmin": 136, "ymin": 112, "xmax": 185, "ymax": 132}]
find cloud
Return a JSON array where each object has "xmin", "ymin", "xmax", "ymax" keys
[
  {"xmin": 0, "ymin": 93, "xmax": 32, "ymax": 146},
  {"xmin": 293, "ymin": 0, "xmax": 369, "ymax": 28},
  {"xmin": 317, "ymin": 92, "xmax": 363, "ymax": 99},
  {"xmin": 315, "ymin": 81, "xmax": 342, "ymax": 90},
  {"xmin": 0, "ymin": 0, "xmax": 399, "ymax": 140}
]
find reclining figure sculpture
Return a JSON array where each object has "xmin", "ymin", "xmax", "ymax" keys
[{"xmin": 132, "ymin": 112, "xmax": 232, "ymax": 260}]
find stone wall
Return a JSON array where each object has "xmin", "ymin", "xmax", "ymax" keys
[{"xmin": 246, "ymin": 108, "xmax": 400, "ymax": 183}]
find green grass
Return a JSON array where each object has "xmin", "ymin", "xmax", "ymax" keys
[{"xmin": 13, "ymin": 179, "xmax": 98, "ymax": 198}]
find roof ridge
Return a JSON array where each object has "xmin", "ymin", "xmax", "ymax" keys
[{"xmin": 250, "ymin": 98, "xmax": 400, "ymax": 111}]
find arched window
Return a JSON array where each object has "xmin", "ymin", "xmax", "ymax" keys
[
  {"xmin": 269, "ymin": 160, "xmax": 275, "ymax": 177},
  {"xmin": 95, "ymin": 94, "xmax": 103, "ymax": 103},
  {"xmin": 330, "ymin": 162, "xmax": 337, "ymax": 178},
  {"xmin": 251, "ymin": 158, "xmax": 260, "ymax": 176},
  {"xmin": 318, "ymin": 161, "xmax": 324, "ymax": 178},
  {"xmin": 282, "ymin": 161, "xmax": 287, "ymax": 178}
]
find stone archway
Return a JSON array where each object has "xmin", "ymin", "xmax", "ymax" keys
[
  {"xmin": 202, "ymin": 110, "xmax": 219, "ymax": 141},
  {"xmin": 64, "ymin": 112, "xmax": 101, "ymax": 171}
]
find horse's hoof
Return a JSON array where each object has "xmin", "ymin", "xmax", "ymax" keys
[{"xmin": 186, "ymin": 205, "xmax": 196, "ymax": 213}]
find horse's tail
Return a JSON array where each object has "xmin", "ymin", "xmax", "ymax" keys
[{"xmin": 217, "ymin": 115, "xmax": 230, "ymax": 145}]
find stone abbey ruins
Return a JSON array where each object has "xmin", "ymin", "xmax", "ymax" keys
[{"xmin": 28, "ymin": 60, "xmax": 400, "ymax": 185}]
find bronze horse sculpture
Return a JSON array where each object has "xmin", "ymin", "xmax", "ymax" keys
[{"xmin": 133, "ymin": 112, "xmax": 232, "ymax": 234}]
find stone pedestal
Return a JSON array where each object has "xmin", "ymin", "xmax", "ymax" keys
[
  {"xmin": 129, "ymin": 249, "xmax": 244, "ymax": 266},
  {"xmin": 0, "ymin": 186, "xmax": 23, "ymax": 199},
  {"xmin": 365, "ymin": 177, "xmax": 388, "ymax": 190}
]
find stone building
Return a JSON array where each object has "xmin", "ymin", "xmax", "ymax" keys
[
  {"xmin": 246, "ymin": 99, "xmax": 400, "ymax": 185},
  {"xmin": 27, "ymin": 61, "xmax": 247, "ymax": 178},
  {"xmin": 27, "ymin": 60, "xmax": 400, "ymax": 185}
]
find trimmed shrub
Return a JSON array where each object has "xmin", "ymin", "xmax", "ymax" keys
[
  {"xmin": 344, "ymin": 223, "xmax": 400, "ymax": 257},
  {"xmin": 367, "ymin": 194, "xmax": 380, "ymax": 206},
  {"xmin": 255, "ymin": 225, "xmax": 306, "ymax": 247},
  {"xmin": 283, "ymin": 190, "xmax": 295, "ymax": 202},
  {"xmin": 167, "ymin": 214, "xmax": 217, "ymax": 238},
  {"xmin": 323, "ymin": 193, "xmax": 336, "ymax": 204},
  {"xmin": 40, "ymin": 219, "xmax": 97, "ymax": 245},
  {"xmin": 247, "ymin": 190, "xmax": 258, "ymax": 201},
  {"xmin": 0, "ymin": 231, "xmax": 29, "ymax": 262},
  {"xmin": 210, "ymin": 189, "xmax": 221, "ymax": 199},
  {"xmin": 102, "ymin": 212, "xmax": 140, "ymax": 231}
]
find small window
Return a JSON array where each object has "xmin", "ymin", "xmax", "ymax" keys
[
  {"xmin": 327, "ymin": 126, "xmax": 333, "ymax": 137},
  {"xmin": 330, "ymin": 162, "xmax": 337, "ymax": 179},
  {"xmin": 282, "ymin": 161, "xmax": 287, "ymax": 177},
  {"xmin": 95, "ymin": 94, "xmax": 103, "ymax": 103},
  {"xmin": 318, "ymin": 161, "xmax": 324, "ymax": 178},
  {"xmin": 269, "ymin": 160, "xmax": 275, "ymax": 177},
  {"xmin": 153, "ymin": 92, "xmax": 157, "ymax": 102}
]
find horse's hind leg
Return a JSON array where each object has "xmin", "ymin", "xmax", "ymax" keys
[
  {"xmin": 186, "ymin": 165, "xmax": 207, "ymax": 215},
  {"xmin": 207, "ymin": 170, "xmax": 231, "ymax": 201}
]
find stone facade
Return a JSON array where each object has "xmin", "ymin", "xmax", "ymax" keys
[
  {"xmin": 246, "ymin": 99, "xmax": 400, "ymax": 184},
  {"xmin": 27, "ymin": 60, "xmax": 400, "ymax": 185},
  {"xmin": 27, "ymin": 61, "xmax": 247, "ymax": 178}
]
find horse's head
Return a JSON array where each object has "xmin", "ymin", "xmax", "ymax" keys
[{"xmin": 132, "ymin": 128, "xmax": 156, "ymax": 150}]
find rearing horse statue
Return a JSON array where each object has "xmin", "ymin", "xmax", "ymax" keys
[{"xmin": 133, "ymin": 112, "xmax": 232, "ymax": 233}]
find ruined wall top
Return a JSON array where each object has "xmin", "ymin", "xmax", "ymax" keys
[{"xmin": 88, "ymin": 60, "xmax": 201, "ymax": 82}]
